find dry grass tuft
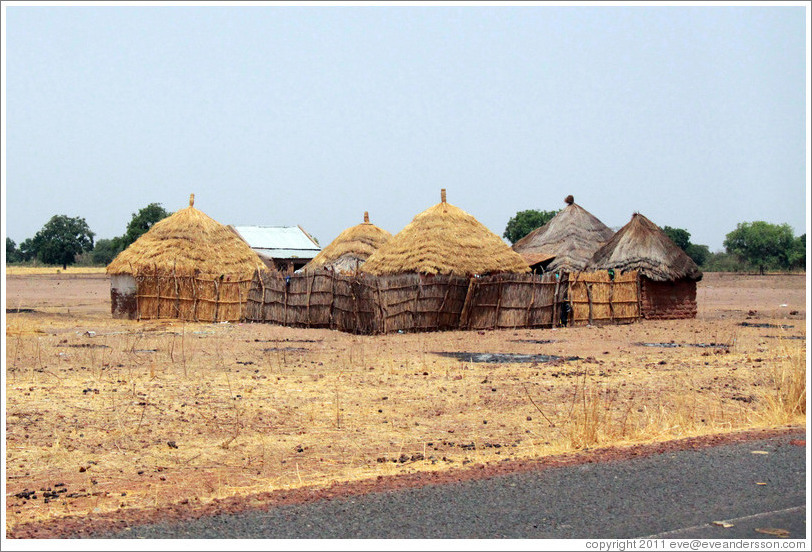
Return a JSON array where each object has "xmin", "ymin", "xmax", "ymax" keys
[{"xmin": 758, "ymin": 338, "xmax": 806, "ymax": 424}]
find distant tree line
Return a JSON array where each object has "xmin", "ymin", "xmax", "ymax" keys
[
  {"xmin": 502, "ymin": 209, "xmax": 806, "ymax": 274},
  {"xmin": 6, "ymin": 203, "xmax": 171, "ymax": 269},
  {"xmin": 4, "ymin": 204, "xmax": 806, "ymax": 273}
]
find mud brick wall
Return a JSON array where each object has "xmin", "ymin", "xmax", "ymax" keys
[
  {"xmin": 640, "ymin": 277, "xmax": 697, "ymax": 320},
  {"xmin": 110, "ymin": 274, "xmax": 137, "ymax": 319}
]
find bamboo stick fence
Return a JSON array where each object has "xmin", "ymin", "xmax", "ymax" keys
[
  {"xmin": 567, "ymin": 270, "xmax": 640, "ymax": 326},
  {"xmin": 134, "ymin": 269, "xmax": 253, "ymax": 322},
  {"xmin": 244, "ymin": 269, "xmax": 641, "ymax": 333}
]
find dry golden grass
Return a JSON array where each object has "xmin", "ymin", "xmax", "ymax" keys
[
  {"xmin": 756, "ymin": 337, "xmax": 806, "ymax": 424},
  {"xmin": 4, "ymin": 273, "xmax": 807, "ymax": 533}
]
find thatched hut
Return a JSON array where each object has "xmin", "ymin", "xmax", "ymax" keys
[
  {"xmin": 588, "ymin": 213, "xmax": 702, "ymax": 319},
  {"xmin": 107, "ymin": 194, "xmax": 269, "ymax": 321},
  {"xmin": 512, "ymin": 195, "xmax": 615, "ymax": 273},
  {"xmin": 302, "ymin": 212, "xmax": 392, "ymax": 273},
  {"xmin": 360, "ymin": 189, "xmax": 530, "ymax": 277}
]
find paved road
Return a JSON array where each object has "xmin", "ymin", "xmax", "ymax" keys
[{"xmin": 96, "ymin": 434, "xmax": 806, "ymax": 540}]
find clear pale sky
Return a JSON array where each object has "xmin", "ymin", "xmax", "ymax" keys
[{"xmin": 2, "ymin": 2, "xmax": 809, "ymax": 253}]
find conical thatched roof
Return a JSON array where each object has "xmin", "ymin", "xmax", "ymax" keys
[
  {"xmin": 360, "ymin": 190, "xmax": 529, "ymax": 276},
  {"xmin": 512, "ymin": 196, "xmax": 615, "ymax": 272},
  {"xmin": 107, "ymin": 194, "xmax": 268, "ymax": 277},
  {"xmin": 303, "ymin": 212, "xmax": 392, "ymax": 273},
  {"xmin": 588, "ymin": 213, "xmax": 702, "ymax": 282}
]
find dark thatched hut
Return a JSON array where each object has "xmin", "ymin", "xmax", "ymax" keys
[
  {"xmin": 512, "ymin": 195, "xmax": 615, "ymax": 274},
  {"xmin": 302, "ymin": 212, "xmax": 392, "ymax": 274},
  {"xmin": 107, "ymin": 194, "xmax": 269, "ymax": 321},
  {"xmin": 359, "ymin": 189, "xmax": 530, "ymax": 277},
  {"xmin": 588, "ymin": 213, "xmax": 702, "ymax": 319}
]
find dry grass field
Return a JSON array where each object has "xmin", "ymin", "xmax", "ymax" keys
[{"xmin": 4, "ymin": 271, "xmax": 807, "ymax": 535}]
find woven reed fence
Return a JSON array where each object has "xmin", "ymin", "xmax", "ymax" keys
[
  {"xmin": 134, "ymin": 269, "xmax": 253, "ymax": 322},
  {"xmin": 245, "ymin": 270, "xmax": 469, "ymax": 334},
  {"xmin": 244, "ymin": 270, "xmax": 641, "ymax": 333},
  {"xmin": 374, "ymin": 273, "xmax": 470, "ymax": 333},
  {"xmin": 567, "ymin": 270, "xmax": 640, "ymax": 326},
  {"xmin": 460, "ymin": 273, "xmax": 560, "ymax": 330}
]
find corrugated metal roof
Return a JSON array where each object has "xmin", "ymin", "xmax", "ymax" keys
[
  {"xmin": 255, "ymin": 249, "xmax": 318, "ymax": 260},
  {"xmin": 231, "ymin": 226, "xmax": 321, "ymax": 259}
]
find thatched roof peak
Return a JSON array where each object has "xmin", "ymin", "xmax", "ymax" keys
[
  {"xmin": 360, "ymin": 196, "xmax": 529, "ymax": 277},
  {"xmin": 588, "ymin": 212, "xmax": 702, "ymax": 281},
  {"xmin": 512, "ymin": 201, "xmax": 614, "ymax": 272},
  {"xmin": 107, "ymin": 197, "xmax": 267, "ymax": 277},
  {"xmin": 303, "ymin": 212, "xmax": 392, "ymax": 273}
]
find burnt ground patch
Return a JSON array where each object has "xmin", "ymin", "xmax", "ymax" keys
[
  {"xmin": 55, "ymin": 343, "xmax": 111, "ymax": 349},
  {"xmin": 761, "ymin": 335, "xmax": 805, "ymax": 340},
  {"xmin": 253, "ymin": 339, "xmax": 322, "ymax": 343},
  {"xmin": 261, "ymin": 347, "xmax": 310, "ymax": 353},
  {"xmin": 432, "ymin": 352, "xmax": 579, "ymax": 364},
  {"xmin": 6, "ymin": 308, "xmax": 39, "ymax": 313},
  {"xmin": 738, "ymin": 322, "xmax": 794, "ymax": 329},
  {"xmin": 634, "ymin": 342, "xmax": 731, "ymax": 349},
  {"xmin": 509, "ymin": 339, "xmax": 557, "ymax": 345}
]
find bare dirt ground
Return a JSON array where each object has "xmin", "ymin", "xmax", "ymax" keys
[{"xmin": 4, "ymin": 271, "xmax": 807, "ymax": 538}]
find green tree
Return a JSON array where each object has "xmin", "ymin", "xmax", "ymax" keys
[
  {"xmin": 503, "ymin": 209, "xmax": 559, "ymax": 244},
  {"xmin": 121, "ymin": 203, "xmax": 171, "ymax": 249},
  {"xmin": 30, "ymin": 215, "xmax": 95, "ymax": 270},
  {"xmin": 703, "ymin": 251, "xmax": 748, "ymax": 272},
  {"xmin": 662, "ymin": 226, "xmax": 709, "ymax": 267},
  {"xmin": 723, "ymin": 221, "xmax": 797, "ymax": 274},
  {"xmin": 788, "ymin": 234, "xmax": 806, "ymax": 270},
  {"xmin": 18, "ymin": 238, "xmax": 36, "ymax": 262},
  {"xmin": 91, "ymin": 238, "xmax": 122, "ymax": 265},
  {"xmin": 685, "ymin": 243, "xmax": 710, "ymax": 267},
  {"xmin": 662, "ymin": 226, "xmax": 691, "ymax": 251},
  {"xmin": 6, "ymin": 237, "xmax": 21, "ymax": 263}
]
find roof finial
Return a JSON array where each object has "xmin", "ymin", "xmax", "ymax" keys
[
  {"xmin": 441, "ymin": 188, "xmax": 447, "ymax": 203},
  {"xmin": 565, "ymin": 194, "xmax": 574, "ymax": 205},
  {"xmin": 190, "ymin": 193, "xmax": 195, "ymax": 207},
  {"xmin": 364, "ymin": 211, "xmax": 369, "ymax": 223}
]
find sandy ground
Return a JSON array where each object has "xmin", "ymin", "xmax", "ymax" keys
[
  {"xmin": 5, "ymin": 273, "xmax": 111, "ymax": 316},
  {"xmin": 3, "ymin": 271, "xmax": 807, "ymax": 538}
]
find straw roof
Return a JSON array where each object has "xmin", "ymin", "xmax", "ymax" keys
[
  {"xmin": 512, "ymin": 197, "xmax": 615, "ymax": 272},
  {"xmin": 303, "ymin": 212, "xmax": 392, "ymax": 273},
  {"xmin": 107, "ymin": 194, "xmax": 268, "ymax": 277},
  {"xmin": 588, "ymin": 213, "xmax": 703, "ymax": 282},
  {"xmin": 360, "ymin": 190, "xmax": 530, "ymax": 276}
]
